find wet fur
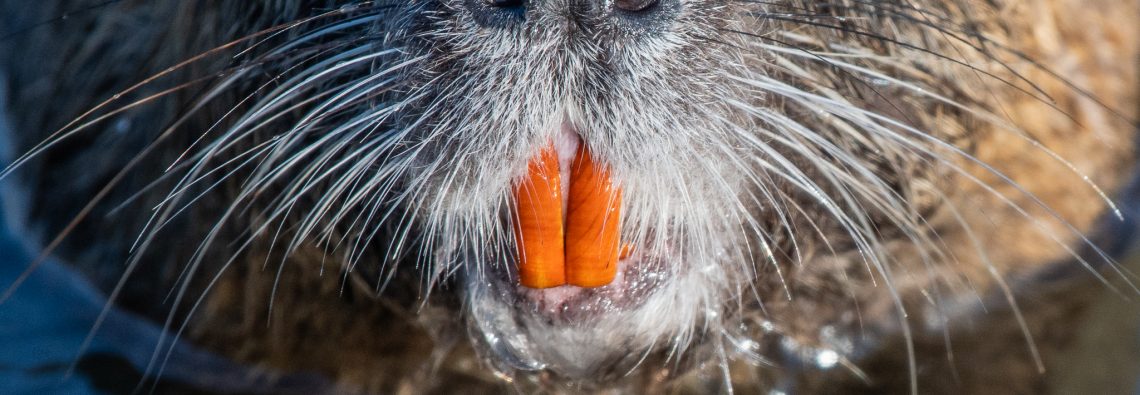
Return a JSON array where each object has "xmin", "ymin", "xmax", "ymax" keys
[{"xmin": 1, "ymin": 0, "xmax": 1138, "ymax": 393}]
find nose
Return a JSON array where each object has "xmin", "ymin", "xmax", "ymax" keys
[
  {"xmin": 471, "ymin": 0, "xmax": 676, "ymax": 31},
  {"xmin": 611, "ymin": 0, "xmax": 659, "ymax": 13},
  {"xmin": 484, "ymin": 0, "xmax": 525, "ymax": 8}
]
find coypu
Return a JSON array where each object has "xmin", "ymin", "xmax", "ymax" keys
[{"xmin": 1, "ymin": 0, "xmax": 1138, "ymax": 393}]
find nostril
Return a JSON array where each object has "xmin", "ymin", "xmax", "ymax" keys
[
  {"xmin": 607, "ymin": 0, "xmax": 677, "ymax": 35},
  {"xmin": 613, "ymin": 0, "xmax": 659, "ymax": 13},
  {"xmin": 468, "ymin": 0, "xmax": 527, "ymax": 27},
  {"xmin": 485, "ymin": 0, "xmax": 524, "ymax": 8}
]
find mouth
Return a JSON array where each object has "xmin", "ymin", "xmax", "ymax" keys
[
  {"xmin": 513, "ymin": 252, "xmax": 669, "ymax": 320},
  {"xmin": 505, "ymin": 121, "xmax": 666, "ymax": 319}
]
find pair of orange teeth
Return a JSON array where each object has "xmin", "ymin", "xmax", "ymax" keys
[{"xmin": 513, "ymin": 143, "xmax": 624, "ymax": 289}]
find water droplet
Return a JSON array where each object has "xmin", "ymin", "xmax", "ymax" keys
[{"xmin": 815, "ymin": 349, "xmax": 840, "ymax": 369}]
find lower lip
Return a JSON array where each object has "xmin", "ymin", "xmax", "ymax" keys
[{"xmin": 513, "ymin": 250, "xmax": 668, "ymax": 320}]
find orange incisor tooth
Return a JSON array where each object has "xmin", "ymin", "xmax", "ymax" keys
[
  {"xmin": 512, "ymin": 144, "xmax": 567, "ymax": 288},
  {"xmin": 565, "ymin": 145, "xmax": 623, "ymax": 288}
]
